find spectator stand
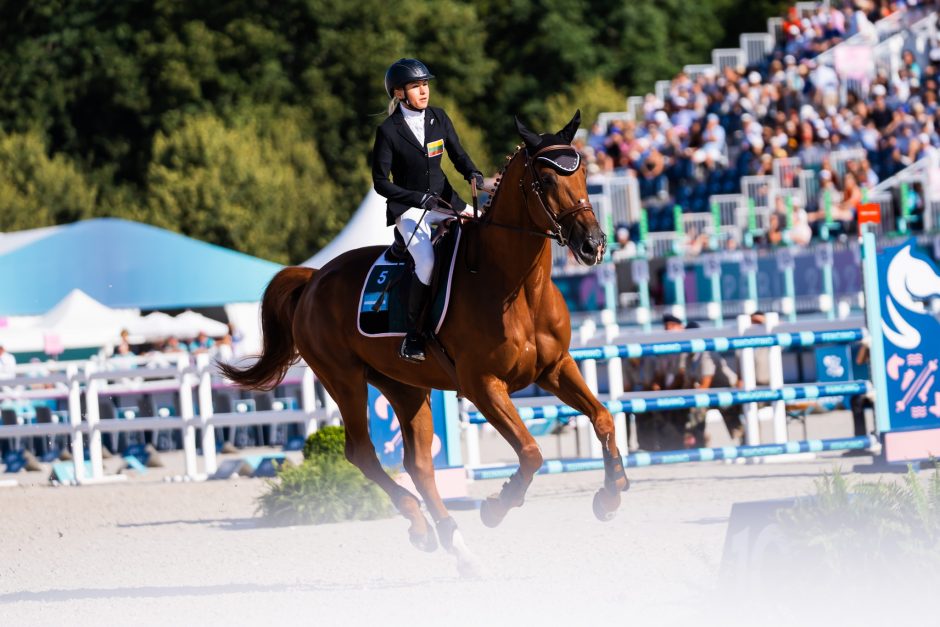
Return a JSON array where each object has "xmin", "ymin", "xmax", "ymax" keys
[
  {"xmin": 590, "ymin": 1, "xmax": 940, "ymax": 290},
  {"xmin": 580, "ymin": 3, "xmax": 940, "ymax": 334}
]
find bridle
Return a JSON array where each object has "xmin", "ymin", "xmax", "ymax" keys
[
  {"xmin": 519, "ymin": 143, "xmax": 594, "ymax": 247},
  {"xmin": 460, "ymin": 144, "xmax": 594, "ymax": 246}
]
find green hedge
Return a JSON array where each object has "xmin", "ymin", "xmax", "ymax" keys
[{"xmin": 256, "ymin": 426, "xmax": 392, "ymax": 526}]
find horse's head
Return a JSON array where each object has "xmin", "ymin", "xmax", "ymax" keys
[{"xmin": 514, "ymin": 110, "xmax": 606, "ymax": 265}]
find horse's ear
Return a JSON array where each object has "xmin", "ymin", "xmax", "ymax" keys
[
  {"xmin": 515, "ymin": 115, "xmax": 542, "ymax": 149},
  {"xmin": 557, "ymin": 109, "xmax": 581, "ymax": 144}
]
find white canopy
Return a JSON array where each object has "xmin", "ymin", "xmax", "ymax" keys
[
  {"xmin": 40, "ymin": 289, "xmax": 139, "ymax": 331},
  {"xmin": 128, "ymin": 310, "xmax": 228, "ymax": 341},
  {"xmin": 172, "ymin": 310, "xmax": 229, "ymax": 338},
  {"xmin": 128, "ymin": 312, "xmax": 177, "ymax": 339},
  {"xmin": 303, "ymin": 190, "xmax": 393, "ymax": 268},
  {"xmin": 0, "ymin": 289, "xmax": 139, "ymax": 353}
]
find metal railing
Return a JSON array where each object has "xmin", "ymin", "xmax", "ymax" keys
[
  {"xmin": 710, "ymin": 194, "xmax": 747, "ymax": 231},
  {"xmin": 742, "ymin": 175, "xmax": 776, "ymax": 212},
  {"xmin": 626, "ymin": 96, "xmax": 644, "ymax": 122},
  {"xmin": 741, "ymin": 33, "xmax": 773, "ymax": 67},
  {"xmin": 655, "ymin": 80, "xmax": 671, "ymax": 104},
  {"xmin": 712, "ymin": 48, "xmax": 744, "ymax": 72},
  {"xmin": 595, "ymin": 111, "xmax": 630, "ymax": 132},
  {"xmin": 830, "ymin": 148, "xmax": 867, "ymax": 179},
  {"xmin": 683, "ymin": 64, "xmax": 717, "ymax": 80},
  {"xmin": 773, "ymin": 157, "xmax": 802, "ymax": 189}
]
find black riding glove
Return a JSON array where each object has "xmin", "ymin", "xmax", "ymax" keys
[
  {"xmin": 420, "ymin": 193, "xmax": 443, "ymax": 212},
  {"xmin": 469, "ymin": 171, "xmax": 485, "ymax": 190}
]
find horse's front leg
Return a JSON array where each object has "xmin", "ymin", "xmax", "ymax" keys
[
  {"xmin": 464, "ymin": 376, "xmax": 543, "ymax": 528},
  {"xmin": 538, "ymin": 353, "xmax": 630, "ymax": 521}
]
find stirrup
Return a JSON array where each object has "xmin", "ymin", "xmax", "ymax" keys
[{"xmin": 399, "ymin": 333, "xmax": 426, "ymax": 363}]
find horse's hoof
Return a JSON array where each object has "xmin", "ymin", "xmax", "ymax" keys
[
  {"xmin": 409, "ymin": 529, "xmax": 438, "ymax": 552},
  {"xmin": 607, "ymin": 475, "xmax": 631, "ymax": 493},
  {"xmin": 409, "ymin": 523, "xmax": 438, "ymax": 552},
  {"xmin": 479, "ymin": 497, "xmax": 509, "ymax": 528},
  {"xmin": 593, "ymin": 489, "xmax": 619, "ymax": 522}
]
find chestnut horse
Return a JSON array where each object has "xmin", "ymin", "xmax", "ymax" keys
[{"xmin": 220, "ymin": 111, "xmax": 629, "ymax": 572}]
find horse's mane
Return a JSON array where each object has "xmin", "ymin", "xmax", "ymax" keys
[{"xmin": 482, "ymin": 144, "xmax": 525, "ymax": 213}]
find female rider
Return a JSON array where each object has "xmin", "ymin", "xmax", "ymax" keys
[{"xmin": 372, "ymin": 58, "xmax": 484, "ymax": 362}]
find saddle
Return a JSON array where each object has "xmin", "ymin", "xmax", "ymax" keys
[{"xmin": 358, "ymin": 220, "xmax": 462, "ymax": 337}]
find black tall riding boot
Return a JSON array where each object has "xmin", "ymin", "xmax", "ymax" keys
[{"xmin": 400, "ymin": 277, "xmax": 432, "ymax": 363}]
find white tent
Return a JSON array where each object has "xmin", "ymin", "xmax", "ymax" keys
[
  {"xmin": 40, "ymin": 289, "xmax": 139, "ymax": 331},
  {"xmin": 172, "ymin": 310, "xmax": 229, "ymax": 338},
  {"xmin": 303, "ymin": 190, "xmax": 393, "ymax": 268},
  {"xmin": 128, "ymin": 310, "xmax": 228, "ymax": 341},
  {"xmin": 0, "ymin": 289, "xmax": 139, "ymax": 353},
  {"xmin": 128, "ymin": 312, "xmax": 177, "ymax": 339}
]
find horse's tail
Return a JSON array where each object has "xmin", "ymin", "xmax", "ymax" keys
[{"xmin": 218, "ymin": 266, "xmax": 315, "ymax": 391}]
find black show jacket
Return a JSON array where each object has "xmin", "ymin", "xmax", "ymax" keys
[{"xmin": 372, "ymin": 105, "xmax": 478, "ymax": 226}]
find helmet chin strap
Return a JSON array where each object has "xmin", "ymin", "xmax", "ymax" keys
[{"xmin": 397, "ymin": 89, "xmax": 425, "ymax": 111}]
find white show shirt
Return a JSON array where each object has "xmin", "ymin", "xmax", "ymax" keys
[{"xmin": 400, "ymin": 104, "xmax": 425, "ymax": 146}]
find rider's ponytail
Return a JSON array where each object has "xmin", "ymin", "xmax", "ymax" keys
[{"xmin": 387, "ymin": 96, "xmax": 400, "ymax": 116}]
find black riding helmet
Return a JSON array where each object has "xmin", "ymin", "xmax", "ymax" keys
[{"xmin": 384, "ymin": 58, "xmax": 435, "ymax": 99}]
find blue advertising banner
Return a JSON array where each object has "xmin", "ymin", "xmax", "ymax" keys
[
  {"xmin": 687, "ymin": 249, "xmax": 863, "ymax": 303},
  {"xmin": 367, "ymin": 386, "xmax": 460, "ymax": 468},
  {"xmin": 878, "ymin": 240, "xmax": 940, "ymax": 431}
]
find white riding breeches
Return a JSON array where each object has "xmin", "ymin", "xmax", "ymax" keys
[{"xmin": 395, "ymin": 205, "xmax": 473, "ymax": 285}]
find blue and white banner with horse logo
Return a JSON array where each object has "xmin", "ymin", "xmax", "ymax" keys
[
  {"xmin": 878, "ymin": 239, "xmax": 940, "ymax": 431},
  {"xmin": 367, "ymin": 386, "xmax": 461, "ymax": 468}
]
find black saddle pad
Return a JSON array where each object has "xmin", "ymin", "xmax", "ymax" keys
[{"xmin": 358, "ymin": 223, "xmax": 462, "ymax": 337}]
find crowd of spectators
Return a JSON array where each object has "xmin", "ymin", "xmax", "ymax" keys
[
  {"xmin": 107, "ymin": 323, "xmax": 243, "ymax": 367},
  {"xmin": 577, "ymin": 0, "xmax": 940, "ymax": 255}
]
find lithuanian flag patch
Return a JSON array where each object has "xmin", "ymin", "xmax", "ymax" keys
[{"xmin": 427, "ymin": 139, "xmax": 444, "ymax": 158}]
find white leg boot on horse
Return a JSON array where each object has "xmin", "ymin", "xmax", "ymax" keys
[{"xmin": 370, "ymin": 373, "xmax": 483, "ymax": 577}]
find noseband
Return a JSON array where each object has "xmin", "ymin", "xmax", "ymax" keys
[{"xmin": 520, "ymin": 144, "xmax": 594, "ymax": 246}]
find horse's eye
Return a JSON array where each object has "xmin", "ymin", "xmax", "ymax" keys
[{"xmin": 540, "ymin": 172, "xmax": 556, "ymax": 187}]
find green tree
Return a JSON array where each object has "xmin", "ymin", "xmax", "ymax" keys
[
  {"xmin": 542, "ymin": 77, "xmax": 627, "ymax": 136},
  {"xmin": 0, "ymin": 131, "xmax": 97, "ymax": 231},
  {"xmin": 0, "ymin": 0, "xmax": 792, "ymax": 260},
  {"xmin": 145, "ymin": 110, "xmax": 338, "ymax": 263}
]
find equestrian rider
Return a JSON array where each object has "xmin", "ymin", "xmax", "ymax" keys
[{"xmin": 372, "ymin": 58, "xmax": 484, "ymax": 363}]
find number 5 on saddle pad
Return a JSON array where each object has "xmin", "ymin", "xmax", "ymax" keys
[{"xmin": 358, "ymin": 226, "xmax": 462, "ymax": 337}]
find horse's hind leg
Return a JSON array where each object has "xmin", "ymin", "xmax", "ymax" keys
[
  {"xmin": 537, "ymin": 354, "xmax": 630, "ymax": 521},
  {"xmin": 370, "ymin": 374, "xmax": 481, "ymax": 575},
  {"xmin": 315, "ymin": 365, "xmax": 437, "ymax": 551},
  {"xmin": 464, "ymin": 376, "xmax": 544, "ymax": 528}
]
